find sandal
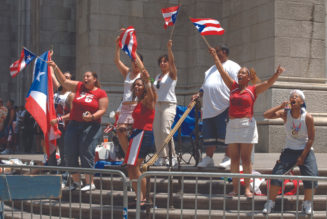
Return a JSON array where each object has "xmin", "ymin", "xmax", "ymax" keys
[
  {"xmin": 245, "ymin": 192, "xmax": 254, "ymax": 199},
  {"xmin": 226, "ymin": 191, "xmax": 238, "ymax": 198}
]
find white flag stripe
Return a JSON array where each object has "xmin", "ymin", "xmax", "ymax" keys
[
  {"xmin": 195, "ymin": 19, "xmax": 220, "ymax": 25},
  {"xmin": 202, "ymin": 26, "xmax": 224, "ymax": 32},
  {"xmin": 127, "ymin": 131, "xmax": 144, "ymax": 165},
  {"xmin": 162, "ymin": 11, "xmax": 176, "ymax": 18},
  {"xmin": 30, "ymin": 91, "xmax": 47, "ymax": 113},
  {"xmin": 121, "ymin": 28, "xmax": 134, "ymax": 46}
]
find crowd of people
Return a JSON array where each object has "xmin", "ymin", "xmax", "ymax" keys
[{"xmin": 1, "ymin": 29, "xmax": 318, "ymax": 214}]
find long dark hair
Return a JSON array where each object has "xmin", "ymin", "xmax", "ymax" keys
[
  {"xmin": 89, "ymin": 71, "xmax": 100, "ymax": 88},
  {"xmin": 158, "ymin": 54, "xmax": 169, "ymax": 66},
  {"xmin": 131, "ymin": 78, "xmax": 146, "ymax": 101}
]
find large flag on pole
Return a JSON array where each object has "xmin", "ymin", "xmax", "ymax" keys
[
  {"xmin": 25, "ymin": 51, "xmax": 61, "ymax": 158},
  {"xmin": 190, "ymin": 18, "xmax": 225, "ymax": 35},
  {"xmin": 10, "ymin": 48, "xmax": 36, "ymax": 78},
  {"xmin": 119, "ymin": 26, "xmax": 137, "ymax": 60},
  {"xmin": 161, "ymin": 5, "xmax": 180, "ymax": 29}
]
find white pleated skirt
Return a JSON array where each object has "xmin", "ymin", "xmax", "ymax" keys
[{"xmin": 225, "ymin": 118, "xmax": 258, "ymax": 144}]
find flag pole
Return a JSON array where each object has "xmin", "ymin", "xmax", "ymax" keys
[
  {"xmin": 169, "ymin": 1, "xmax": 181, "ymax": 40},
  {"xmin": 169, "ymin": 23, "xmax": 176, "ymax": 40},
  {"xmin": 201, "ymin": 35, "xmax": 212, "ymax": 48}
]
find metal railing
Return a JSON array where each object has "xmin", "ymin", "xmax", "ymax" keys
[
  {"xmin": 136, "ymin": 171, "xmax": 327, "ymax": 219},
  {"xmin": 0, "ymin": 165, "xmax": 128, "ymax": 219}
]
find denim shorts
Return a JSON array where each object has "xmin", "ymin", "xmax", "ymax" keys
[
  {"xmin": 64, "ymin": 121, "xmax": 102, "ymax": 168},
  {"xmin": 202, "ymin": 108, "xmax": 228, "ymax": 147},
  {"xmin": 271, "ymin": 149, "xmax": 318, "ymax": 189},
  {"xmin": 129, "ymin": 129, "xmax": 155, "ymax": 159}
]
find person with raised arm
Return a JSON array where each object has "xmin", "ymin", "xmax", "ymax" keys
[
  {"xmin": 152, "ymin": 40, "xmax": 178, "ymax": 166},
  {"xmin": 48, "ymin": 60, "xmax": 108, "ymax": 191},
  {"xmin": 262, "ymin": 90, "xmax": 317, "ymax": 215},
  {"xmin": 208, "ymin": 47, "xmax": 285, "ymax": 198},
  {"xmin": 193, "ymin": 45, "xmax": 241, "ymax": 169},
  {"xmin": 124, "ymin": 68, "xmax": 156, "ymax": 209},
  {"xmin": 114, "ymin": 32, "xmax": 144, "ymax": 155}
]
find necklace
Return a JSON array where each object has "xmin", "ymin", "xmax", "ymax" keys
[{"xmin": 291, "ymin": 120, "xmax": 301, "ymax": 136}]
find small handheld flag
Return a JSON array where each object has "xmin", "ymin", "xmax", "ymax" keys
[
  {"xmin": 10, "ymin": 48, "xmax": 36, "ymax": 78},
  {"xmin": 119, "ymin": 26, "xmax": 138, "ymax": 60},
  {"xmin": 190, "ymin": 18, "xmax": 225, "ymax": 36},
  {"xmin": 161, "ymin": 5, "xmax": 180, "ymax": 29}
]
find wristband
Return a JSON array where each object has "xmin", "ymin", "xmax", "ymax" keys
[{"xmin": 57, "ymin": 116, "xmax": 63, "ymax": 123}]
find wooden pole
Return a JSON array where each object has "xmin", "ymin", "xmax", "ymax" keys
[{"xmin": 201, "ymin": 35, "xmax": 212, "ymax": 49}]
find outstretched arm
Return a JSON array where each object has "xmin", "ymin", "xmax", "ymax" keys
[
  {"xmin": 255, "ymin": 65, "xmax": 285, "ymax": 95},
  {"xmin": 167, "ymin": 40, "xmax": 177, "ymax": 80},
  {"xmin": 209, "ymin": 48, "xmax": 234, "ymax": 89},
  {"xmin": 114, "ymin": 35, "xmax": 130, "ymax": 79},
  {"xmin": 47, "ymin": 61, "xmax": 79, "ymax": 92}
]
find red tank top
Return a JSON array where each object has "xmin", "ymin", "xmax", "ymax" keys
[
  {"xmin": 70, "ymin": 82, "xmax": 107, "ymax": 123},
  {"xmin": 132, "ymin": 102, "xmax": 155, "ymax": 131},
  {"xmin": 229, "ymin": 81, "xmax": 256, "ymax": 118}
]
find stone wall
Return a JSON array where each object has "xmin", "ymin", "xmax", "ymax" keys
[{"xmin": 0, "ymin": 0, "xmax": 75, "ymax": 106}]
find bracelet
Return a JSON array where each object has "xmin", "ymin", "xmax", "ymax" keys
[{"xmin": 57, "ymin": 116, "xmax": 63, "ymax": 123}]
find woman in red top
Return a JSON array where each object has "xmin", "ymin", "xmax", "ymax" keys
[
  {"xmin": 48, "ymin": 60, "xmax": 109, "ymax": 191},
  {"xmin": 124, "ymin": 67, "xmax": 156, "ymax": 208},
  {"xmin": 208, "ymin": 48, "xmax": 285, "ymax": 198}
]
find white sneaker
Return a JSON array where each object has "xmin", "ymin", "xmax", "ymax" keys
[
  {"xmin": 81, "ymin": 184, "xmax": 96, "ymax": 191},
  {"xmin": 154, "ymin": 157, "xmax": 165, "ymax": 166},
  {"xmin": 218, "ymin": 156, "xmax": 231, "ymax": 169},
  {"xmin": 165, "ymin": 157, "xmax": 178, "ymax": 167},
  {"xmin": 68, "ymin": 181, "xmax": 82, "ymax": 191},
  {"xmin": 197, "ymin": 156, "xmax": 214, "ymax": 168},
  {"xmin": 262, "ymin": 200, "xmax": 275, "ymax": 214},
  {"xmin": 0, "ymin": 149, "xmax": 11, "ymax": 155},
  {"xmin": 302, "ymin": 200, "xmax": 313, "ymax": 215}
]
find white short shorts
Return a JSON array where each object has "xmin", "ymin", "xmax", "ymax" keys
[{"xmin": 225, "ymin": 118, "xmax": 258, "ymax": 144}]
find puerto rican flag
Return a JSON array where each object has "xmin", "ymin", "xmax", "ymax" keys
[
  {"xmin": 161, "ymin": 5, "xmax": 180, "ymax": 29},
  {"xmin": 25, "ymin": 51, "xmax": 61, "ymax": 158},
  {"xmin": 10, "ymin": 48, "xmax": 36, "ymax": 78},
  {"xmin": 190, "ymin": 18, "xmax": 225, "ymax": 35},
  {"xmin": 119, "ymin": 26, "xmax": 137, "ymax": 60}
]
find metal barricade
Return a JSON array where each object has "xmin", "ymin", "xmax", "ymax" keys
[
  {"xmin": 136, "ymin": 171, "xmax": 327, "ymax": 219},
  {"xmin": 0, "ymin": 165, "xmax": 128, "ymax": 219}
]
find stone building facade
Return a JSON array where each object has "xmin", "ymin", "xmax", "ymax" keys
[{"xmin": 1, "ymin": 0, "xmax": 326, "ymax": 152}]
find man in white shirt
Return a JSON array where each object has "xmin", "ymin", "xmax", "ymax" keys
[{"xmin": 193, "ymin": 45, "xmax": 240, "ymax": 168}]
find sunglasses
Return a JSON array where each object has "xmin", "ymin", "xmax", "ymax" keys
[{"xmin": 156, "ymin": 80, "xmax": 160, "ymax": 89}]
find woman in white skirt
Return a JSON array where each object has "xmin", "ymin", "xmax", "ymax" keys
[
  {"xmin": 208, "ymin": 48, "xmax": 285, "ymax": 198},
  {"xmin": 153, "ymin": 40, "xmax": 178, "ymax": 166},
  {"xmin": 114, "ymin": 34, "xmax": 144, "ymax": 154}
]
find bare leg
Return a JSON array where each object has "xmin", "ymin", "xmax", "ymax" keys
[
  {"xmin": 205, "ymin": 146, "xmax": 216, "ymax": 157},
  {"xmin": 229, "ymin": 143, "xmax": 240, "ymax": 193},
  {"xmin": 85, "ymin": 174, "xmax": 93, "ymax": 185},
  {"xmin": 240, "ymin": 143, "xmax": 253, "ymax": 196},
  {"xmin": 117, "ymin": 124, "xmax": 129, "ymax": 154},
  {"xmin": 268, "ymin": 185, "xmax": 281, "ymax": 201},
  {"xmin": 128, "ymin": 159, "xmax": 146, "ymax": 201},
  {"xmin": 304, "ymin": 188, "xmax": 314, "ymax": 201}
]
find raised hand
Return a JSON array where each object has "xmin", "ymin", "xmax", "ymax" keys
[{"xmin": 275, "ymin": 65, "xmax": 285, "ymax": 76}]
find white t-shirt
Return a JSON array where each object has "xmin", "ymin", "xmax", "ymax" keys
[
  {"xmin": 201, "ymin": 60, "xmax": 240, "ymax": 119},
  {"xmin": 153, "ymin": 73, "xmax": 177, "ymax": 103},
  {"xmin": 122, "ymin": 72, "xmax": 140, "ymax": 103}
]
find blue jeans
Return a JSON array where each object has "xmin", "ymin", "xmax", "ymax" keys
[
  {"xmin": 271, "ymin": 149, "xmax": 318, "ymax": 189},
  {"xmin": 64, "ymin": 121, "xmax": 102, "ymax": 168}
]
